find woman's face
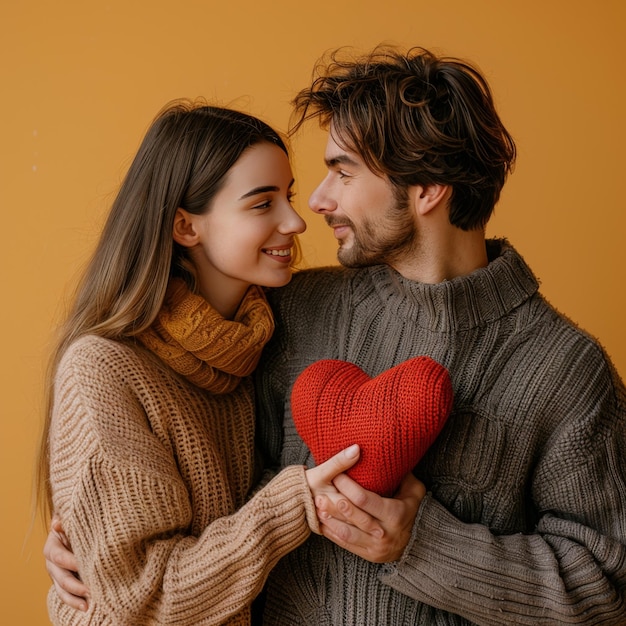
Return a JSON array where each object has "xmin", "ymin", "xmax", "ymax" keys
[{"xmin": 185, "ymin": 142, "xmax": 306, "ymax": 311}]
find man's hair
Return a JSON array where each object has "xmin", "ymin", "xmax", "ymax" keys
[{"xmin": 291, "ymin": 46, "xmax": 516, "ymax": 230}]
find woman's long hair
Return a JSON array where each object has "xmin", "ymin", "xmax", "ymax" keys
[{"xmin": 36, "ymin": 100, "xmax": 290, "ymax": 519}]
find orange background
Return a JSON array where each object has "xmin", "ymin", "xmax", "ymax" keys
[{"xmin": 1, "ymin": 1, "xmax": 624, "ymax": 622}]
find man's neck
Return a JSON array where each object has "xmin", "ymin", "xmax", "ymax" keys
[{"xmin": 391, "ymin": 228, "xmax": 488, "ymax": 284}]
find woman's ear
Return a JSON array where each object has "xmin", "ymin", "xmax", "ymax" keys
[
  {"xmin": 414, "ymin": 184, "xmax": 451, "ymax": 216},
  {"xmin": 172, "ymin": 208, "xmax": 199, "ymax": 247}
]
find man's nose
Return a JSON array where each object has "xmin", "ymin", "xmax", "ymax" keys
[{"xmin": 308, "ymin": 175, "xmax": 337, "ymax": 214}]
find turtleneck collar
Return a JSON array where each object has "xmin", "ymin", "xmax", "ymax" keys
[{"xmin": 366, "ymin": 239, "xmax": 539, "ymax": 332}]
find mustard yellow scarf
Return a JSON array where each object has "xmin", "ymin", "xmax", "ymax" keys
[{"xmin": 137, "ymin": 279, "xmax": 275, "ymax": 394}]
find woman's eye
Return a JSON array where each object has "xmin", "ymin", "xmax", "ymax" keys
[{"xmin": 252, "ymin": 201, "xmax": 271, "ymax": 210}]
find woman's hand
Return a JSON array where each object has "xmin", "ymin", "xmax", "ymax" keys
[
  {"xmin": 43, "ymin": 515, "xmax": 89, "ymax": 611},
  {"xmin": 305, "ymin": 444, "xmax": 360, "ymax": 513}
]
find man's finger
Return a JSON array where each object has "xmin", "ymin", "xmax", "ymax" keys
[
  {"xmin": 52, "ymin": 580, "xmax": 88, "ymax": 612},
  {"xmin": 319, "ymin": 516, "xmax": 366, "ymax": 547},
  {"xmin": 394, "ymin": 472, "xmax": 426, "ymax": 502},
  {"xmin": 319, "ymin": 520, "xmax": 392, "ymax": 563},
  {"xmin": 45, "ymin": 533, "xmax": 80, "ymax": 572},
  {"xmin": 47, "ymin": 560, "xmax": 89, "ymax": 610},
  {"xmin": 332, "ymin": 473, "xmax": 386, "ymax": 518},
  {"xmin": 315, "ymin": 492, "xmax": 383, "ymax": 535}
]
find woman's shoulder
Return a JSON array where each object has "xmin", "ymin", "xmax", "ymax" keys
[
  {"xmin": 59, "ymin": 335, "xmax": 160, "ymax": 384},
  {"xmin": 55, "ymin": 335, "xmax": 151, "ymax": 415},
  {"xmin": 55, "ymin": 335, "xmax": 174, "ymax": 420},
  {"xmin": 53, "ymin": 335, "xmax": 190, "ymax": 470},
  {"xmin": 61, "ymin": 334, "xmax": 137, "ymax": 365}
]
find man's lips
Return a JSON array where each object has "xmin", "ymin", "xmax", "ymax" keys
[
  {"xmin": 331, "ymin": 224, "xmax": 351, "ymax": 239},
  {"xmin": 325, "ymin": 217, "xmax": 352, "ymax": 241}
]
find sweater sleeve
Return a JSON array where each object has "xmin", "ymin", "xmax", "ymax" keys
[
  {"xmin": 49, "ymin": 340, "xmax": 318, "ymax": 626},
  {"xmin": 380, "ymin": 349, "xmax": 626, "ymax": 625}
]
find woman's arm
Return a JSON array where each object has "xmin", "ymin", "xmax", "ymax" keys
[{"xmin": 47, "ymin": 338, "xmax": 358, "ymax": 624}]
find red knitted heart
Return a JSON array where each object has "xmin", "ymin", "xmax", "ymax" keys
[{"xmin": 291, "ymin": 356, "xmax": 453, "ymax": 496}]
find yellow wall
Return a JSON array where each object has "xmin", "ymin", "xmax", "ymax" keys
[{"xmin": 2, "ymin": 1, "xmax": 624, "ymax": 622}]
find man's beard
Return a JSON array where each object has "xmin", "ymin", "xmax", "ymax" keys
[{"xmin": 327, "ymin": 190, "xmax": 417, "ymax": 268}]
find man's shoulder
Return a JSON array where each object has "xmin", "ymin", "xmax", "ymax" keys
[
  {"xmin": 290, "ymin": 265, "xmax": 351, "ymax": 289},
  {"xmin": 268, "ymin": 266, "xmax": 354, "ymax": 305},
  {"xmin": 523, "ymin": 293, "xmax": 625, "ymax": 395}
]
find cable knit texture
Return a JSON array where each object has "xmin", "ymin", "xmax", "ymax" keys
[
  {"xmin": 48, "ymin": 284, "xmax": 317, "ymax": 625},
  {"xmin": 256, "ymin": 239, "xmax": 626, "ymax": 625},
  {"xmin": 137, "ymin": 278, "xmax": 274, "ymax": 393},
  {"xmin": 291, "ymin": 356, "xmax": 453, "ymax": 496}
]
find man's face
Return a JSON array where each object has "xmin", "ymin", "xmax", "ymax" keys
[{"xmin": 308, "ymin": 127, "xmax": 417, "ymax": 269}]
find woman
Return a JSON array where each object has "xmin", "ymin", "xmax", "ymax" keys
[{"xmin": 36, "ymin": 100, "xmax": 360, "ymax": 625}]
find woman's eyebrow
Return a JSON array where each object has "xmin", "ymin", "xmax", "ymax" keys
[
  {"xmin": 238, "ymin": 179, "xmax": 295, "ymax": 200},
  {"xmin": 238, "ymin": 185, "xmax": 279, "ymax": 200}
]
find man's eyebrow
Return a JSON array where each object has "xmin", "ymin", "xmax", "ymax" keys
[
  {"xmin": 238, "ymin": 179, "xmax": 295, "ymax": 200},
  {"xmin": 325, "ymin": 154, "xmax": 360, "ymax": 169}
]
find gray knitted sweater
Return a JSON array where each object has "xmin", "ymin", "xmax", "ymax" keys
[{"xmin": 255, "ymin": 239, "xmax": 626, "ymax": 625}]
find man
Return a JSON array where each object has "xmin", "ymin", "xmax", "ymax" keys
[
  {"xmin": 255, "ymin": 46, "xmax": 626, "ymax": 624},
  {"xmin": 46, "ymin": 46, "xmax": 626, "ymax": 624}
]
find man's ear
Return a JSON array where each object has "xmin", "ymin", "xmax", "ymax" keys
[
  {"xmin": 172, "ymin": 208, "xmax": 199, "ymax": 247},
  {"xmin": 413, "ymin": 184, "xmax": 451, "ymax": 216}
]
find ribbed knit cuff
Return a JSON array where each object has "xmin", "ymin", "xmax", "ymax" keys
[{"xmin": 268, "ymin": 465, "xmax": 320, "ymax": 535}]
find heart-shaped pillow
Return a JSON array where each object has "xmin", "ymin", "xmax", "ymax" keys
[{"xmin": 291, "ymin": 356, "xmax": 453, "ymax": 496}]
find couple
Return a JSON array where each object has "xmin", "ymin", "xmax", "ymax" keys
[{"xmin": 41, "ymin": 45, "xmax": 626, "ymax": 625}]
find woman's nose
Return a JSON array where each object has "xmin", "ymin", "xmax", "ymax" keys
[{"xmin": 280, "ymin": 203, "xmax": 307, "ymax": 235}]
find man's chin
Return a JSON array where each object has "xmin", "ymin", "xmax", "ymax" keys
[{"xmin": 337, "ymin": 249, "xmax": 377, "ymax": 269}]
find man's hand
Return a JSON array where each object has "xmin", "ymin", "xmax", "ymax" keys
[
  {"xmin": 316, "ymin": 472, "xmax": 426, "ymax": 563},
  {"xmin": 44, "ymin": 515, "xmax": 89, "ymax": 611}
]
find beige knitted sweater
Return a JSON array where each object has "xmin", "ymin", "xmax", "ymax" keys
[{"xmin": 48, "ymin": 335, "xmax": 318, "ymax": 625}]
